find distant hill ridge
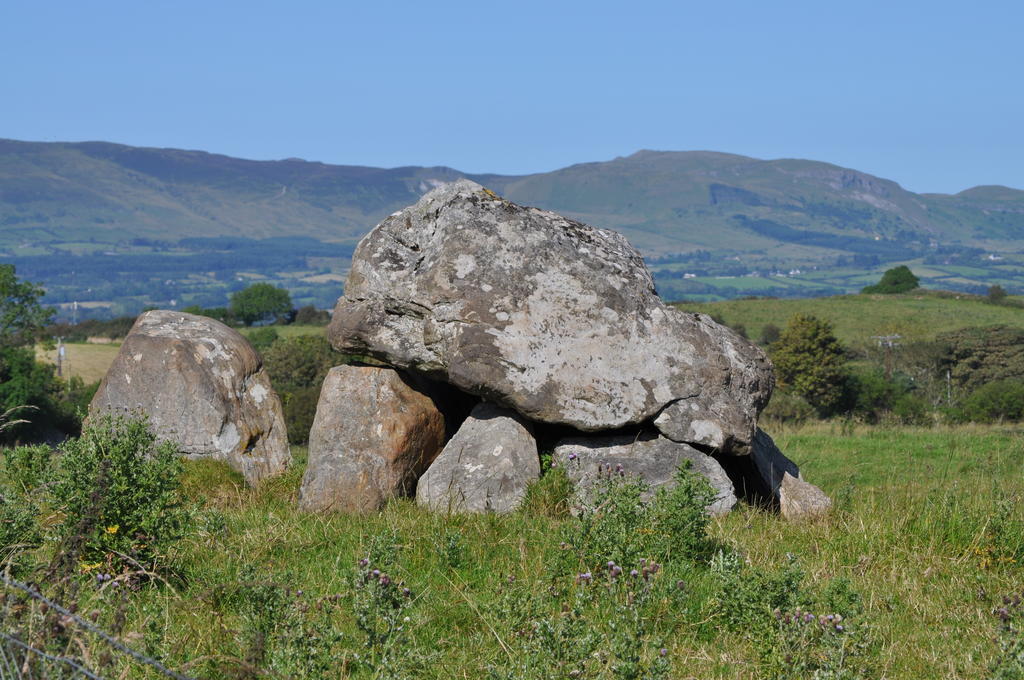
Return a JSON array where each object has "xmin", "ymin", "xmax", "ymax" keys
[{"xmin": 1, "ymin": 138, "xmax": 1022, "ymax": 258}]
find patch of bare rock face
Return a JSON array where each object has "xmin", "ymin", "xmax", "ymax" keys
[
  {"xmin": 298, "ymin": 365, "xmax": 446, "ymax": 513},
  {"xmin": 90, "ymin": 311, "xmax": 290, "ymax": 486},
  {"xmin": 297, "ymin": 180, "xmax": 828, "ymax": 517}
]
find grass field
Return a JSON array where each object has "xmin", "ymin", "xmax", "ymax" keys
[
  {"xmin": 4, "ymin": 423, "xmax": 1021, "ymax": 678},
  {"xmin": 35, "ymin": 342, "xmax": 121, "ymax": 384},
  {"xmin": 32, "ymin": 326, "xmax": 327, "ymax": 387},
  {"xmin": 676, "ymin": 292, "xmax": 1024, "ymax": 346}
]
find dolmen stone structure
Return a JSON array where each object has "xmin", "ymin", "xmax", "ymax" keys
[
  {"xmin": 90, "ymin": 310, "xmax": 291, "ymax": 486},
  {"xmin": 299, "ymin": 179, "xmax": 830, "ymax": 519}
]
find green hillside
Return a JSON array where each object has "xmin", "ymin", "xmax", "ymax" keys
[
  {"xmin": 675, "ymin": 291, "xmax": 1024, "ymax": 347},
  {"xmin": 2, "ymin": 139, "xmax": 1023, "ymax": 316}
]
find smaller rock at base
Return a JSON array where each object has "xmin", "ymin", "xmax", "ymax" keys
[
  {"xmin": 299, "ymin": 365, "xmax": 446, "ymax": 513},
  {"xmin": 417, "ymin": 402, "xmax": 539, "ymax": 514},
  {"xmin": 779, "ymin": 473, "xmax": 832, "ymax": 520},
  {"xmin": 553, "ymin": 433, "xmax": 737, "ymax": 516}
]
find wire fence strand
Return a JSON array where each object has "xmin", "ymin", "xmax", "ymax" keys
[{"xmin": 0, "ymin": 574, "xmax": 195, "ymax": 680}]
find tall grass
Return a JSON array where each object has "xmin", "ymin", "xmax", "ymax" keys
[{"xmin": 1, "ymin": 425, "xmax": 1021, "ymax": 678}]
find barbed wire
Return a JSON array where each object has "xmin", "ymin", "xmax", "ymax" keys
[
  {"xmin": 0, "ymin": 630, "xmax": 103, "ymax": 679},
  {"xmin": 0, "ymin": 574, "xmax": 195, "ymax": 680}
]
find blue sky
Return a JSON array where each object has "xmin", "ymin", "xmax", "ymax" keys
[{"xmin": 2, "ymin": 0, "xmax": 1021, "ymax": 193}]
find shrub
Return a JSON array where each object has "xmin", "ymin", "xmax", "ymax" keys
[
  {"xmin": 263, "ymin": 335, "xmax": 346, "ymax": 444},
  {"xmin": 2, "ymin": 444, "xmax": 55, "ymax": 493},
  {"xmin": 988, "ymin": 284, "xmax": 1008, "ymax": 304},
  {"xmin": 761, "ymin": 389, "xmax": 817, "ymax": 424},
  {"xmin": 262, "ymin": 336, "xmax": 339, "ymax": 392},
  {"xmin": 759, "ymin": 322, "xmax": 781, "ymax": 347},
  {"xmin": 50, "ymin": 413, "xmax": 188, "ymax": 571},
  {"xmin": 0, "ymin": 491, "xmax": 41, "ymax": 553},
  {"xmin": 281, "ymin": 385, "xmax": 321, "ymax": 445},
  {"xmin": 955, "ymin": 380, "xmax": 1024, "ymax": 423},
  {"xmin": 247, "ymin": 326, "xmax": 279, "ymax": 352},
  {"xmin": 294, "ymin": 305, "xmax": 330, "ymax": 325},
  {"xmin": 560, "ymin": 463, "xmax": 716, "ymax": 572}
]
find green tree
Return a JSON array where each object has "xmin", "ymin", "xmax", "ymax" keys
[
  {"xmin": 770, "ymin": 314, "xmax": 848, "ymax": 416},
  {"xmin": 230, "ymin": 283, "xmax": 293, "ymax": 326},
  {"xmin": 0, "ymin": 264, "xmax": 54, "ymax": 347},
  {"xmin": 0, "ymin": 266, "xmax": 60, "ymax": 442},
  {"xmin": 861, "ymin": 265, "xmax": 920, "ymax": 294}
]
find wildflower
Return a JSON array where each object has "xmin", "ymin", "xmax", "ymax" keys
[
  {"xmin": 568, "ymin": 453, "xmax": 578, "ymax": 461},
  {"xmin": 659, "ymin": 648, "xmax": 667, "ymax": 657},
  {"xmin": 105, "ymin": 525, "xmax": 119, "ymax": 535},
  {"xmin": 358, "ymin": 558, "xmax": 369, "ymax": 567},
  {"xmin": 380, "ymin": 574, "xmax": 391, "ymax": 586},
  {"xmin": 371, "ymin": 569, "xmax": 381, "ymax": 579},
  {"xmin": 630, "ymin": 569, "xmax": 639, "ymax": 578},
  {"xmin": 610, "ymin": 565, "xmax": 622, "ymax": 578}
]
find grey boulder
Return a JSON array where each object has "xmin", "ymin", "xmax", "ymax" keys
[
  {"xmin": 779, "ymin": 473, "xmax": 833, "ymax": 521},
  {"xmin": 416, "ymin": 402, "xmax": 540, "ymax": 514},
  {"xmin": 90, "ymin": 310, "xmax": 290, "ymax": 486},
  {"xmin": 298, "ymin": 365, "xmax": 446, "ymax": 513},
  {"xmin": 328, "ymin": 180, "xmax": 772, "ymax": 454},
  {"xmin": 553, "ymin": 433, "xmax": 737, "ymax": 516}
]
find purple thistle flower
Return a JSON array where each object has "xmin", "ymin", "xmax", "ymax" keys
[
  {"xmin": 611, "ymin": 566, "xmax": 623, "ymax": 578},
  {"xmin": 659, "ymin": 648, "xmax": 667, "ymax": 657},
  {"xmin": 568, "ymin": 453, "xmax": 577, "ymax": 461},
  {"xmin": 359, "ymin": 558, "xmax": 369, "ymax": 567},
  {"xmin": 630, "ymin": 569, "xmax": 639, "ymax": 578},
  {"xmin": 371, "ymin": 569, "xmax": 381, "ymax": 579},
  {"xmin": 380, "ymin": 574, "xmax": 391, "ymax": 586}
]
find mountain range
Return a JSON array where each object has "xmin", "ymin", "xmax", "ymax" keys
[
  {"xmin": 2, "ymin": 138, "xmax": 1023, "ymax": 312},
  {"xmin": 3, "ymin": 138, "xmax": 1022, "ymax": 255}
]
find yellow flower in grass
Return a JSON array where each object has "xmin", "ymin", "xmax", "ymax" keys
[
  {"xmin": 105, "ymin": 525, "xmax": 120, "ymax": 535},
  {"xmin": 80, "ymin": 562, "xmax": 102, "ymax": 572}
]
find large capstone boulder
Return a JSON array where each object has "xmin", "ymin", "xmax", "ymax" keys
[
  {"xmin": 90, "ymin": 310, "xmax": 290, "ymax": 485},
  {"xmin": 416, "ymin": 402, "xmax": 539, "ymax": 514},
  {"xmin": 298, "ymin": 365, "xmax": 446, "ymax": 513},
  {"xmin": 553, "ymin": 433, "xmax": 737, "ymax": 516},
  {"xmin": 328, "ymin": 180, "xmax": 772, "ymax": 454}
]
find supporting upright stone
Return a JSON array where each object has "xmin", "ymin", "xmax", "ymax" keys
[
  {"xmin": 90, "ymin": 310, "xmax": 290, "ymax": 486},
  {"xmin": 417, "ymin": 402, "xmax": 540, "ymax": 514},
  {"xmin": 553, "ymin": 433, "xmax": 737, "ymax": 516},
  {"xmin": 298, "ymin": 365, "xmax": 445, "ymax": 513}
]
